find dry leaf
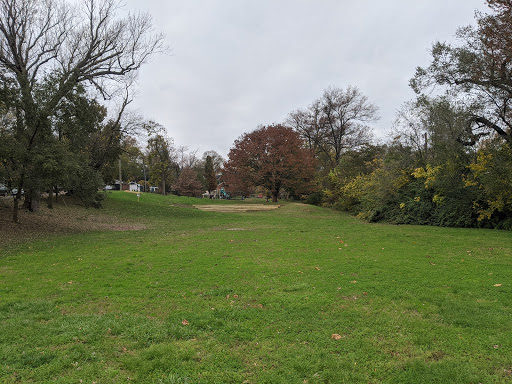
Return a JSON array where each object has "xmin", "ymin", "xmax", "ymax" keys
[
  {"xmin": 233, "ymin": 294, "xmax": 239, "ymax": 298},
  {"xmin": 331, "ymin": 333, "xmax": 342, "ymax": 340},
  {"xmin": 315, "ymin": 267, "xmax": 320, "ymax": 270},
  {"xmin": 494, "ymin": 284, "xmax": 502, "ymax": 287},
  {"xmin": 350, "ymin": 280, "xmax": 357, "ymax": 284},
  {"xmin": 181, "ymin": 319, "xmax": 189, "ymax": 326}
]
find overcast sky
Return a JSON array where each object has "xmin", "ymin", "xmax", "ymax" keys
[{"xmin": 123, "ymin": 0, "xmax": 486, "ymax": 158}]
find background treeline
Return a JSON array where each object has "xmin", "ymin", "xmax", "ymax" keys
[
  {"xmin": 290, "ymin": 92, "xmax": 512, "ymax": 229},
  {"xmin": 0, "ymin": 0, "xmax": 165, "ymax": 222},
  {"xmin": 2, "ymin": 0, "xmax": 512, "ymax": 230},
  {"xmin": 283, "ymin": 1, "xmax": 512, "ymax": 229},
  {"xmin": 0, "ymin": 0, "xmax": 223, "ymax": 222}
]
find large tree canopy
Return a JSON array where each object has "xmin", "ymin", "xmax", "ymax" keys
[
  {"xmin": 0, "ymin": 0, "xmax": 164, "ymax": 221},
  {"xmin": 411, "ymin": 0, "xmax": 512, "ymax": 145},
  {"xmin": 223, "ymin": 124, "xmax": 316, "ymax": 202}
]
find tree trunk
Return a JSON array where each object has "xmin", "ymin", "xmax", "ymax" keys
[
  {"xmin": 13, "ymin": 196, "xmax": 20, "ymax": 223},
  {"xmin": 12, "ymin": 175, "xmax": 25, "ymax": 223},
  {"xmin": 29, "ymin": 196, "xmax": 41, "ymax": 212},
  {"xmin": 47, "ymin": 189, "xmax": 54, "ymax": 209},
  {"xmin": 24, "ymin": 189, "xmax": 41, "ymax": 212},
  {"xmin": 272, "ymin": 190, "xmax": 278, "ymax": 202},
  {"xmin": 161, "ymin": 170, "xmax": 166, "ymax": 195},
  {"xmin": 54, "ymin": 187, "xmax": 59, "ymax": 204}
]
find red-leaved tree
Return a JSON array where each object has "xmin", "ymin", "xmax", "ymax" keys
[{"xmin": 223, "ymin": 124, "xmax": 317, "ymax": 202}]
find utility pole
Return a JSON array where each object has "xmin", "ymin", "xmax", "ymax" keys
[{"xmin": 143, "ymin": 158, "xmax": 147, "ymax": 192}]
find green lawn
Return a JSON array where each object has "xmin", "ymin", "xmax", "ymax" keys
[{"xmin": 1, "ymin": 192, "xmax": 511, "ymax": 383}]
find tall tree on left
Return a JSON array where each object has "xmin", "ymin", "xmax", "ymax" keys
[{"xmin": 0, "ymin": 0, "xmax": 164, "ymax": 222}]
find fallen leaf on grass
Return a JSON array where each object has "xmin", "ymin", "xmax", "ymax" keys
[
  {"xmin": 315, "ymin": 267, "xmax": 320, "ymax": 270},
  {"xmin": 494, "ymin": 284, "xmax": 502, "ymax": 287},
  {"xmin": 181, "ymin": 319, "xmax": 189, "ymax": 326},
  {"xmin": 350, "ymin": 280, "xmax": 357, "ymax": 284},
  {"xmin": 233, "ymin": 294, "xmax": 239, "ymax": 298},
  {"xmin": 331, "ymin": 334, "xmax": 342, "ymax": 340},
  {"xmin": 363, "ymin": 292, "xmax": 368, "ymax": 296}
]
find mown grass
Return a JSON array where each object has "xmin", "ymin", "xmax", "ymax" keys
[{"xmin": 0, "ymin": 191, "xmax": 511, "ymax": 383}]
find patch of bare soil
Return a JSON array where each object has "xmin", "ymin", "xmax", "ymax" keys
[
  {"xmin": 193, "ymin": 204, "xmax": 280, "ymax": 213},
  {"xmin": 0, "ymin": 196, "xmax": 146, "ymax": 247}
]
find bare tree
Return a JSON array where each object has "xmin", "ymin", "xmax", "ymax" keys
[
  {"xmin": 287, "ymin": 100, "xmax": 324, "ymax": 153},
  {"xmin": 320, "ymin": 86, "xmax": 378, "ymax": 167},
  {"xmin": 0, "ymin": 0, "xmax": 165, "ymax": 222},
  {"xmin": 201, "ymin": 150, "xmax": 224, "ymax": 173},
  {"xmin": 287, "ymin": 86, "xmax": 379, "ymax": 169}
]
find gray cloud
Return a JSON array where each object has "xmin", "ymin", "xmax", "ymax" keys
[{"xmin": 124, "ymin": 0, "xmax": 485, "ymax": 157}]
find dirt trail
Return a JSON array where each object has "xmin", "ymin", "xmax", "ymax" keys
[{"xmin": 193, "ymin": 204, "xmax": 280, "ymax": 213}]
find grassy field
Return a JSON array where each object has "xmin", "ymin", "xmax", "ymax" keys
[{"xmin": 0, "ymin": 192, "xmax": 511, "ymax": 383}]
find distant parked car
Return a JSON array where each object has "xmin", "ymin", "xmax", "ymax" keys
[{"xmin": 11, "ymin": 188, "xmax": 24, "ymax": 196}]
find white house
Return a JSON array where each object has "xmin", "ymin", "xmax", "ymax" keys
[{"xmin": 129, "ymin": 182, "xmax": 141, "ymax": 192}]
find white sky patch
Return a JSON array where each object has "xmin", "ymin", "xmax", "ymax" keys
[{"xmin": 123, "ymin": 0, "xmax": 485, "ymax": 157}]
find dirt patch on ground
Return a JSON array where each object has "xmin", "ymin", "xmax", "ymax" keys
[
  {"xmin": 193, "ymin": 204, "xmax": 280, "ymax": 213},
  {"xmin": 0, "ymin": 197, "xmax": 145, "ymax": 247}
]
